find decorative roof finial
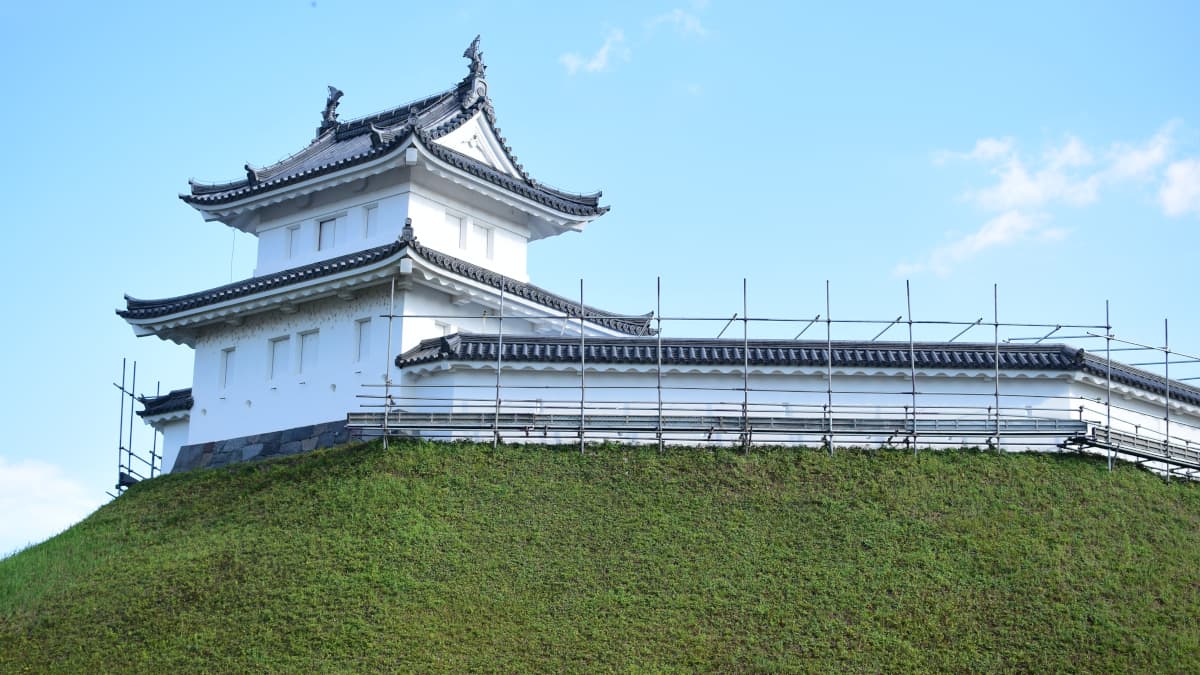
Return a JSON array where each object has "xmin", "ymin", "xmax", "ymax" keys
[
  {"xmin": 463, "ymin": 35, "xmax": 483, "ymax": 71},
  {"xmin": 317, "ymin": 85, "xmax": 344, "ymax": 137},
  {"xmin": 458, "ymin": 36, "xmax": 489, "ymax": 112},
  {"xmin": 401, "ymin": 217, "xmax": 414, "ymax": 241}
]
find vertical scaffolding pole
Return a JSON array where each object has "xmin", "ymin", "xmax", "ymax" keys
[
  {"xmin": 993, "ymin": 284, "xmax": 1001, "ymax": 450},
  {"xmin": 150, "ymin": 382, "xmax": 161, "ymax": 478},
  {"xmin": 656, "ymin": 277, "xmax": 663, "ymax": 453},
  {"xmin": 1165, "ymin": 318, "xmax": 1171, "ymax": 479},
  {"xmin": 579, "ymin": 279, "xmax": 586, "ymax": 455},
  {"xmin": 494, "ymin": 285, "xmax": 504, "ymax": 449},
  {"xmin": 128, "ymin": 361, "xmax": 137, "ymax": 480},
  {"xmin": 1106, "ymin": 300, "xmax": 1113, "ymax": 471},
  {"xmin": 907, "ymin": 281, "xmax": 917, "ymax": 455},
  {"xmin": 383, "ymin": 276, "xmax": 395, "ymax": 450},
  {"xmin": 826, "ymin": 280, "xmax": 833, "ymax": 456},
  {"xmin": 742, "ymin": 278, "xmax": 750, "ymax": 454},
  {"xmin": 116, "ymin": 358, "xmax": 126, "ymax": 483}
]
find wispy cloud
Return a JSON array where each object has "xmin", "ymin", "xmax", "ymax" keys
[
  {"xmin": 649, "ymin": 8, "xmax": 708, "ymax": 37},
  {"xmin": 899, "ymin": 124, "xmax": 1182, "ymax": 276},
  {"xmin": 933, "ymin": 137, "xmax": 1014, "ymax": 164},
  {"xmin": 966, "ymin": 135, "xmax": 1103, "ymax": 211},
  {"xmin": 1105, "ymin": 124, "xmax": 1174, "ymax": 181},
  {"xmin": 1160, "ymin": 159, "xmax": 1200, "ymax": 217},
  {"xmin": 0, "ymin": 458, "xmax": 102, "ymax": 558},
  {"xmin": 560, "ymin": 29, "xmax": 629, "ymax": 76},
  {"xmin": 895, "ymin": 211, "xmax": 1041, "ymax": 277}
]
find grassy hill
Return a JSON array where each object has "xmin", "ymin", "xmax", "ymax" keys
[{"xmin": 2, "ymin": 441, "xmax": 1199, "ymax": 672}]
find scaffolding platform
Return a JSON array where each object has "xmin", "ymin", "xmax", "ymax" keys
[
  {"xmin": 347, "ymin": 410, "xmax": 1087, "ymax": 439},
  {"xmin": 1063, "ymin": 427, "xmax": 1200, "ymax": 472}
]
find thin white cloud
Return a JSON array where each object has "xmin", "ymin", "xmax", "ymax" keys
[
  {"xmin": 895, "ymin": 211, "xmax": 1041, "ymax": 277},
  {"xmin": 968, "ymin": 136, "xmax": 1102, "ymax": 211},
  {"xmin": 649, "ymin": 8, "xmax": 708, "ymax": 37},
  {"xmin": 1106, "ymin": 124, "xmax": 1174, "ymax": 180},
  {"xmin": 942, "ymin": 126, "xmax": 1176, "ymax": 212},
  {"xmin": 1160, "ymin": 159, "xmax": 1200, "ymax": 217},
  {"xmin": 0, "ymin": 458, "xmax": 103, "ymax": 558},
  {"xmin": 934, "ymin": 137, "xmax": 1014, "ymax": 164},
  {"xmin": 907, "ymin": 125, "xmax": 1183, "ymax": 275},
  {"xmin": 1044, "ymin": 136, "xmax": 1093, "ymax": 170},
  {"xmin": 560, "ymin": 29, "xmax": 629, "ymax": 75}
]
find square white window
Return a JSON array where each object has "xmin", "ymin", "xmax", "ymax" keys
[
  {"xmin": 447, "ymin": 213, "xmax": 465, "ymax": 248},
  {"xmin": 470, "ymin": 223, "xmax": 493, "ymax": 259},
  {"xmin": 219, "ymin": 347, "xmax": 235, "ymax": 389},
  {"xmin": 269, "ymin": 336, "xmax": 291, "ymax": 380},
  {"xmin": 286, "ymin": 225, "xmax": 301, "ymax": 259},
  {"xmin": 354, "ymin": 318, "xmax": 372, "ymax": 363},
  {"xmin": 318, "ymin": 218, "xmax": 337, "ymax": 251},
  {"xmin": 364, "ymin": 205, "xmax": 378, "ymax": 238},
  {"xmin": 434, "ymin": 320, "xmax": 454, "ymax": 336},
  {"xmin": 299, "ymin": 330, "xmax": 319, "ymax": 374}
]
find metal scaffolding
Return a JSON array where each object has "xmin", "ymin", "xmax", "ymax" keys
[
  {"xmin": 346, "ymin": 278, "xmax": 1199, "ymax": 477},
  {"xmin": 111, "ymin": 359, "xmax": 162, "ymax": 498}
]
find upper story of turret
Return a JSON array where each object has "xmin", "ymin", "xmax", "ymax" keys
[{"xmin": 180, "ymin": 37, "xmax": 608, "ymax": 282}]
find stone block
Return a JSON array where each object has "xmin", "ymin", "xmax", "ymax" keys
[{"xmin": 281, "ymin": 426, "xmax": 313, "ymax": 443}]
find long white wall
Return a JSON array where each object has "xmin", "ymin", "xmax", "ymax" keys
[
  {"xmin": 396, "ymin": 366, "xmax": 1084, "ymax": 448},
  {"xmin": 1071, "ymin": 377, "xmax": 1200, "ymax": 447}
]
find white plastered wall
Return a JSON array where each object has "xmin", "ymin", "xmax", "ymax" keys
[
  {"xmin": 188, "ymin": 286, "xmax": 398, "ymax": 444},
  {"xmin": 185, "ymin": 283, "xmax": 549, "ymax": 446},
  {"xmin": 397, "ymin": 365, "xmax": 1082, "ymax": 449},
  {"xmin": 251, "ymin": 177, "xmax": 532, "ymax": 282},
  {"xmin": 1070, "ymin": 375, "xmax": 1200, "ymax": 448},
  {"xmin": 143, "ymin": 415, "xmax": 190, "ymax": 474},
  {"xmin": 253, "ymin": 183, "xmax": 413, "ymax": 276}
]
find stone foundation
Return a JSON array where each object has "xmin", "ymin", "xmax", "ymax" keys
[{"xmin": 172, "ymin": 420, "xmax": 349, "ymax": 472}]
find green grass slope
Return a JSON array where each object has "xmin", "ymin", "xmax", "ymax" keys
[{"xmin": 2, "ymin": 441, "xmax": 1199, "ymax": 672}]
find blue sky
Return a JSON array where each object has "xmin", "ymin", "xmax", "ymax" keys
[{"xmin": 2, "ymin": 1, "xmax": 1198, "ymax": 555}]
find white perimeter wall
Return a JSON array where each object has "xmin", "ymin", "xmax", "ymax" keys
[
  {"xmin": 181, "ymin": 302, "xmax": 1200, "ymax": 463},
  {"xmin": 398, "ymin": 366, "xmax": 1082, "ymax": 448},
  {"xmin": 397, "ymin": 365, "xmax": 1200, "ymax": 451},
  {"xmin": 1071, "ymin": 377, "xmax": 1200, "ymax": 446}
]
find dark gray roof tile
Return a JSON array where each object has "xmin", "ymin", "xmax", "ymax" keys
[
  {"xmin": 396, "ymin": 334, "xmax": 1200, "ymax": 407},
  {"xmin": 119, "ymin": 236, "xmax": 653, "ymax": 336},
  {"xmin": 182, "ymin": 39, "xmax": 606, "ymax": 218},
  {"xmin": 137, "ymin": 388, "xmax": 193, "ymax": 417}
]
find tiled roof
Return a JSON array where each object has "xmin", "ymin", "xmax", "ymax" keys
[
  {"xmin": 182, "ymin": 38, "xmax": 606, "ymax": 218},
  {"xmin": 396, "ymin": 334, "xmax": 1200, "ymax": 407},
  {"xmin": 118, "ymin": 236, "xmax": 654, "ymax": 336},
  {"xmin": 1079, "ymin": 353, "xmax": 1200, "ymax": 407},
  {"xmin": 137, "ymin": 388, "xmax": 193, "ymax": 417},
  {"xmin": 408, "ymin": 242, "xmax": 652, "ymax": 335},
  {"xmin": 120, "ymin": 242, "xmax": 403, "ymax": 319}
]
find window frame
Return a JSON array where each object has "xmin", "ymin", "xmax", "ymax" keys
[
  {"xmin": 298, "ymin": 329, "xmax": 319, "ymax": 376},
  {"xmin": 268, "ymin": 335, "xmax": 291, "ymax": 381}
]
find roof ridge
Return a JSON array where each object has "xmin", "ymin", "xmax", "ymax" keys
[
  {"xmin": 395, "ymin": 334, "xmax": 1200, "ymax": 407},
  {"xmin": 407, "ymin": 240, "xmax": 651, "ymax": 334},
  {"xmin": 180, "ymin": 38, "xmax": 608, "ymax": 218}
]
